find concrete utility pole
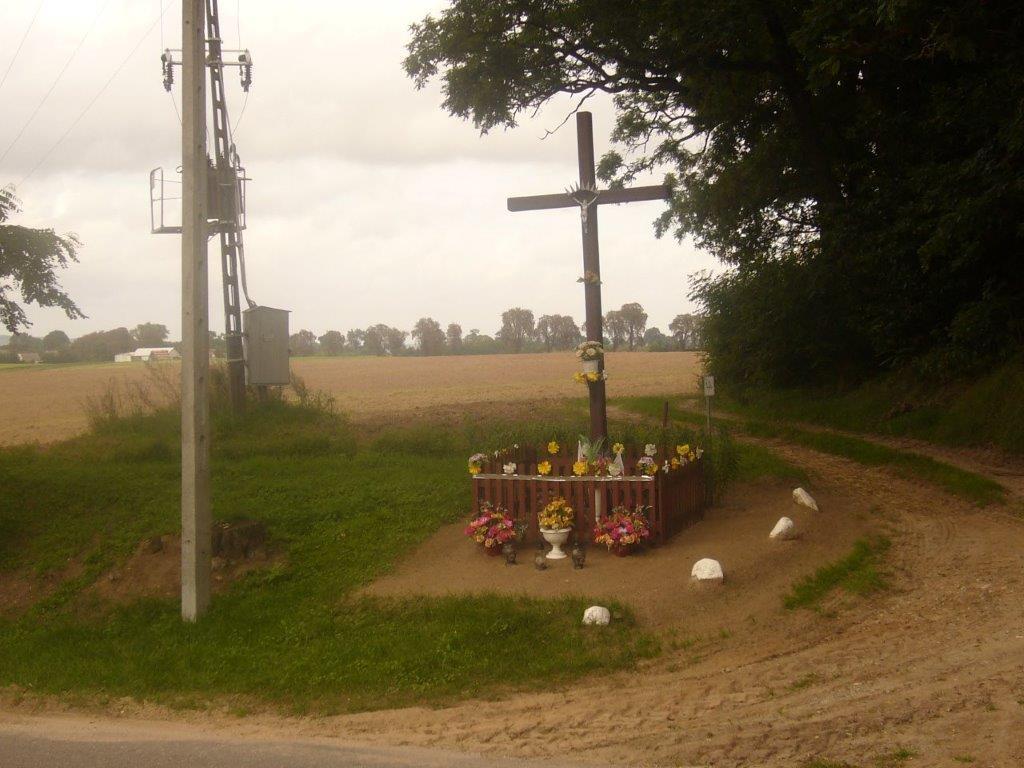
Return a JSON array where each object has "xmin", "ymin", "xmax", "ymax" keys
[{"xmin": 180, "ymin": 0, "xmax": 211, "ymax": 621}]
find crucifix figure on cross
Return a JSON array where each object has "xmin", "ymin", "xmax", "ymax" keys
[{"xmin": 507, "ymin": 111, "xmax": 671, "ymax": 442}]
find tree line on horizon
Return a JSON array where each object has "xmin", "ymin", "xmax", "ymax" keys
[
  {"xmin": 269, "ymin": 304, "xmax": 703, "ymax": 358},
  {"xmin": 0, "ymin": 307, "xmax": 704, "ymax": 363}
]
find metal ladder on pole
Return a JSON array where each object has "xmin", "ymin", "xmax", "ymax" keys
[{"xmin": 205, "ymin": 0, "xmax": 250, "ymax": 412}]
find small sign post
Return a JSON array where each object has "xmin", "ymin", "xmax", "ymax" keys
[{"xmin": 702, "ymin": 375, "xmax": 715, "ymax": 435}]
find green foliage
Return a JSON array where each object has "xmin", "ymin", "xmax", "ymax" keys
[
  {"xmin": 785, "ymin": 537, "xmax": 891, "ymax": 610},
  {"xmin": 0, "ymin": 397, "xmax": 658, "ymax": 711},
  {"xmin": 733, "ymin": 441, "xmax": 807, "ymax": 484},
  {"xmin": 407, "ymin": 1, "xmax": 1024, "ymax": 384},
  {"xmin": 722, "ymin": 359, "xmax": 1024, "ymax": 455},
  {"xmin": 411, "ymin": 316, "xmax": 446, "ymax": 355},
  {"xmin": 0, "ymin": 186, "xmax": 84, "ymax": 333}
]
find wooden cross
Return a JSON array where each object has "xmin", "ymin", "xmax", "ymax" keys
[{"xmin": 507, "ymin": 111, "xmax": 670, "ymax": 442}]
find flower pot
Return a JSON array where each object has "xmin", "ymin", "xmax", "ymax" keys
[
  {"xmin": 582, "ymin": 360, "xmax": 599, "ymax": 373},
  {"xmin": 485, "ymin": 543, "xmax": 505, "ymax": 556},
  {"xmin": 611, "ymin": 544, "xmax": 633, "ymax": 557},
  {"xmin": 540, "ymin": 527, "xmax": 572, "ymax": 559}
]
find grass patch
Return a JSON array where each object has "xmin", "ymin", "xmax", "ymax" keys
[
  {"xmin": 734, "ymin": 441, "xmax": 808, "ymax": 483},
  {"xmin": 717, "ymin": 359, "xmax": 1024, "ymax": 455},
  {"xmin": 743, "ymin": 421, "xmax": 1004, "ymax": 506},
  {"xmin": 0, "ymin": 395, "xmax": 659, "ymax": 712},
  {"xmin": 785, "ymin": 537, "xmax": 891, "ymax": 610}
]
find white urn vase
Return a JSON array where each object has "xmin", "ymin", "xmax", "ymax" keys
[{"xmin": 540, "ymin": 527, "xmax": 572, "ymax": 559}]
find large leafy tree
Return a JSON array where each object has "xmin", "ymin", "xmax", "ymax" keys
[
  {"xmin": 446, "ymin": 322, "xmax": 463, "ymax": 352},
  {"xmin": 497, "ymin": 307, "xmax": 535, "ymax": 352},
  {"xmin": 412, "ymin": 316, "xmax": 447, "ymax": 355},
  {"xmin": 318, "ymin": 330, "xmax": 346, "ymax": 355},
  {"xmin": 603, "ymin": 309, "xmax": 626, "ymax": 351},
  {"xmin": 132, "ymin": 322, "xmax": 169, "ymax": 347},
  {"xmin": 618, "ymin": 302, "xmax": 648, "ymax": 351},
  {"xmin": 0, "ymin": 186, "xmax": 84, "ymax": 333},
  {"xmin": 407, "ymin": 1, "xmax": 1024, "ymax": 385}
]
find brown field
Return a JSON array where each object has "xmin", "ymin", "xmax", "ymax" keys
[{"xmin": 0, "ymin": 351, "xmax": 703, "ymax": 446}]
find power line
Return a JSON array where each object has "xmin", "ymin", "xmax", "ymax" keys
[
  {"xmin": 0, "ymin": 0, "xmax": 46, "ymax": 95},
  {"xmin": 18, "ymin": 0, "xmax": 176, "ymax": 187},
  {"xmin": 0, "ymin": 0, "xmax": 112, "ymax": 165}
]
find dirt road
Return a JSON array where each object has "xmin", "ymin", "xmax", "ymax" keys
[{"xmin": 0, "ymin": 714, "xmax": 596, "ymax": 768}]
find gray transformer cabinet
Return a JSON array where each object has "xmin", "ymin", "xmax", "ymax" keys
[{"xmin": 242, "ymin": 306, "xmax": 290, "ymax": 386}]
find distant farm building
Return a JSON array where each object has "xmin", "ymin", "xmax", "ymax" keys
[{"xmin": 114, "ymin": 347, "xmax": 181, "ymax": 363}]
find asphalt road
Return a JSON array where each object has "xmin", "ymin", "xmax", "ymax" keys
[{"xmin": 0, "ymin": 715, "xmax": 595, "ymax": 768}]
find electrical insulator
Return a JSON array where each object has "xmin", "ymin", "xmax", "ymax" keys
[
  {"xmin": 238, "ymin": 50, "xmax": 253, "ymax": 92},
  {"xmin": 161, "ymin": 50, "xmax": 174, "ymax": 92}
]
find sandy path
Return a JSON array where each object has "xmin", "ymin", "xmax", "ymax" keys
[
  {"xmin": 365, "ymin": 480, "xmax": 875, "ymax": 631},
  {"xmin": 678, "ymin": 399, "xmax": 1024, "ymax": 505}
]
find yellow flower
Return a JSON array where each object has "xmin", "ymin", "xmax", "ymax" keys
[
  {"xmin": 537, "ymin": 460, "xmax": 552, "ymax": 476},
  {"xmin": 469, "ymin": 465, "xmax": 481, "ymax": 475},
  {"xmin": 612, "ymin": 442, "xmax": 624, "ymax": 455},
  {"xmin": 573, "ymin": 372, "xmax": 585, "ymax": 384},
  {"xmin": 573, "ymin": 460, "xmax": 589, "ymax": 476},
  {"xmin": 670, "ymin": 457, "xmax": 680, "ymax": 469},
  {"xmin": 547, "ymin": 441, "xmax": 560, "ymax": 455},
  {"xmin": 586, "ymin": 371, "xmax": 600, "ymax": 382},
  {"xmin": 676, "ymin": 444, "xmax": 690, "ymax": 457}
]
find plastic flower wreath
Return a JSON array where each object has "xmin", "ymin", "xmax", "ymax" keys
[
  {"xmin": 612, "ymin": 442, "xmax": 624, "ymax": 455},
  {"xmin": 572, "ymin": 459, "xmax": 589, "ymax": 476},
  {"xmin": 464, "ymin": 502, "xmax": 518, "ymax": 549},
  {"xmin": 539, "ymin": 498, "xmax": 575, "ymax": 529},
  {"xmin": 547, "ymin": 440, "xmax": 560, "ymax": 455},
  {"xmin": 503, "ymin": 461, "xmax": 517, "ymax": 475},
  {"xmin": 644, "ymin": 443, "xmax": 657, "ymax": 457},
  {"xmin": 537, "ymin": 460, "xmax": 552, "ymax": 476}
]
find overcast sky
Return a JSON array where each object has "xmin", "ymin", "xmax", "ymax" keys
[{"xmin": 1, "ymin": 0, "xmax": 718, "ymax": 341}]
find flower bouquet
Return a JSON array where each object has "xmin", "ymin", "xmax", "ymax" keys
[
  {"xmin": 594, "ymin": 506, "xmax": 652, "ymax": 556},
  {"xmin": 575, "ymin": 341, "xmax": 605, "ymax": 361},
  {"xmin": 467, "ymin": 452, "xmax": 488, "ymax": 476},
  {"xmin": 637, "ymin": 455, "xmax": 658, "ymax": 476},
  {"xmin": 538, "ymin": 497, "xmax": 575, "ymax": 559},
  {"xmin": 465, "ymin": 502, "xmax": 518, "ymax": 556}
]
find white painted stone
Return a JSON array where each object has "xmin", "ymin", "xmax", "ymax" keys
[
  {"xmin": 582, "ymin": 606, "xmax": 611, "ymax": 626},
  {"xmin": 691, "ymin": 558, "xmax": 725, "ymax": 584},
  {"xmin": 770, "ymin": 516, "xmax": 796, "ymax": 540},
  {"xmin": 793, "ymin": 487, "xmax": 819, "ymax": 512}
]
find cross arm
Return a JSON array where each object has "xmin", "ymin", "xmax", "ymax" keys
[
  {"xmin": 595, "ymin": 184, "xmax": 671, "ymax": 206},
  {"xmin": 507, "ymin": 192, "xmax": 576, "ymax": 212},
  {"xmin": 507, "ymin": 184, "xmax": 671, "ymax": 212}
]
